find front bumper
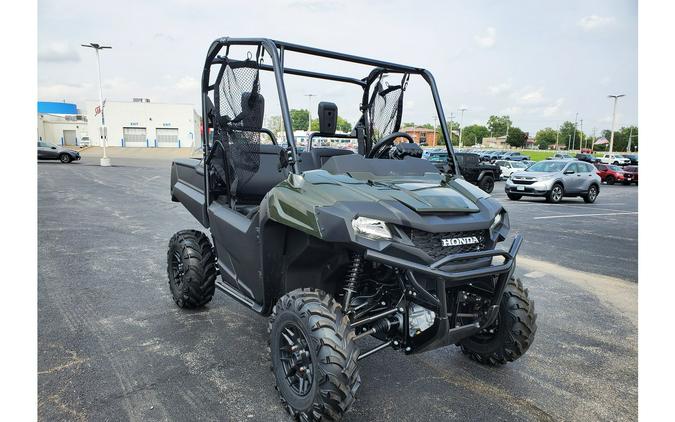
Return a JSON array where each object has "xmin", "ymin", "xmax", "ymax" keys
[
  {"xmin": 363, "ymin": 234, "xmax": 523, "ymax": 353},
  {"xmin": 505, "ymin": 178, "xmax": 554, "ymax": 196}
]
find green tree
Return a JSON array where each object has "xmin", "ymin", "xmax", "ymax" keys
[
  {"xmin": 437, "ymin": 121, "xmax": 460, "ymax": 146},
  {"xmin": 336, "ymin": 116, "xmax": 353, "ymax": 133},
  {"xmin": 601, "ymin": 126, "xmax": 638, "ymax": 152},
  {"xmin": 290, "ymin": 109, "xmax": 309, "ymax": 131},
  {"xmin": 506, "ymin": 127, "xmax": 527, "ymax": 148},
  {"xmin": 534, "ymin": 127, "xmax": 558, "ymax": 149},
  {"xmin": 486, "ymin": 115, "xmax": 512, "ymax": 137},
  {"xmin": 460, "ymin": 124, "xmax": 489, "ymax": 146},
  {"xmin": 558, "ymin": 121, "xmax": 584, "ymax": 150}
]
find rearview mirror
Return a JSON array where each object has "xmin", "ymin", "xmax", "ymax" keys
[{"xmin": 51, "ymin": 147, "xmax": 56, "ymax": 150}]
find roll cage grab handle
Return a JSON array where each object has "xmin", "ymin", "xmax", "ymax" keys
[{"xmin": 200, "ymin": 37, "xmax": 461, "ymax": 204}]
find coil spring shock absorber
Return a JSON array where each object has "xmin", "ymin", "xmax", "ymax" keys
[{"xmin": 342, "ymin": 252, "xmax": 364, "ymax": 312}]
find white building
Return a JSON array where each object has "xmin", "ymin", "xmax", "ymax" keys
[
  {"xmin": 86, "ymin": 99, "xmax": 201, "ymax": 148},
  {"xmin": 37, "ymin": 101, "xmax": 88, "ymax": 146}
]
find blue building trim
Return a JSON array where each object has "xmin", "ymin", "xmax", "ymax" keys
[{"xmin": 38, "ymin": 101, "xmax": 78, "ymax": 114}]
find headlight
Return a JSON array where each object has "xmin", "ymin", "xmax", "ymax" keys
[
  {"xmin": 489, "ymin": 212, "xmax": 502, "ymax": 234},
  {"xmin": 352, "ymin": 217, "xmax": 392, "ymax": 240}
]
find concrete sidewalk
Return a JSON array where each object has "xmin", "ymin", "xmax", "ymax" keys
[{"xmin": 79, "ymin": 146, "xmax": 200, "ymax": 160}]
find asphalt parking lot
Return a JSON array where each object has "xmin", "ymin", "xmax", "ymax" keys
[{"xmin": 38, "ymin": 155, "xmax": 638, "ymax": 421}]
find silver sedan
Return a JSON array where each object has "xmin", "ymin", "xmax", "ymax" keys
[{"xmin": 504, "ymin": 160, "xmax": 601, "ymax": 203}]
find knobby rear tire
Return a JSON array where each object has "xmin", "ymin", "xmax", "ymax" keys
[{"xmin": 166, "ymin": 230, "xmax": 217, "ymax": 308}]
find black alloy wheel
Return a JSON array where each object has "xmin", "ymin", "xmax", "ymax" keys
[{"xmin": 277, "ymin": 322, "xmax": 315, "ymax": 397}]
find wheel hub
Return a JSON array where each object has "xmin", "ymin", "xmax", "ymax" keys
[
  {"xmin": 171, "ymin": 251, "xmax": 185, "ymax": 286},
  {"xmin": 278, "ymin": 323, "xmax": 314, "ymax": 396}
]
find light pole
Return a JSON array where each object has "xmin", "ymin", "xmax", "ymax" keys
[
  {"xmin": 305, "ymin": 94, "xmax": 316, "ymax": 132},
  {"xmin": 82, "ymin": 43, "xmax": 112, "ymax": 167},
  {"xmin": 579, "ymin": 118, "xmax": 584, "ymax": 150},
  {"xmin": 432, "ymin": 115, "xmax": 437, "ymax": 146},
  {"xmin": 571, "ymin": 112, "xmax": 578, "ymax": 151},
  {"xmin": 608, "ymin": 94, "xmax": 625, "ymax": 153},
  {"xmin": 458, "ymin": 107, "xmax": 467, "ymax": 148},
  {"xmin": 448, "ymin": 112, "xmax": 456, "ymax": 146}
]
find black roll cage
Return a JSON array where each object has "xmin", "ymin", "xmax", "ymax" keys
[{"xmin": 201, "ymin": 37, "xmax": 460, "ymax": 203}]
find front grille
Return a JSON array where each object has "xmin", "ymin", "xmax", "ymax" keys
[
  {"xmin": 512, "ymin": 180, "xmax": 535, "ymax": 185},
  {"xmin": 409, "ymin": 229, "xmax": 489, "ymax": 260}
]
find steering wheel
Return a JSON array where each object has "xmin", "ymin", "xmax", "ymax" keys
[{"xmin": 367, "ymin": 132, "xmax": 415, "ymax": 159}]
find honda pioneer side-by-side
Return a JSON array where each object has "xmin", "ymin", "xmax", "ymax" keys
[{"xmin": 167, "ymin": 38, "xmax": 537, "ymax": 421}]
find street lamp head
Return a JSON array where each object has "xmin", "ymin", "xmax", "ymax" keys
[
  {"xmin": 608, "ymin": 94, "xmax": 625, "ymax": 99},
  {"xmin": 81, "ymin": 43, "xmax": 112, "ymax": 50}
]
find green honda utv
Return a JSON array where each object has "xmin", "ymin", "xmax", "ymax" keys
[{"xmin": 167, "ymin": 38, "xmax": 537, "ymax": 421}]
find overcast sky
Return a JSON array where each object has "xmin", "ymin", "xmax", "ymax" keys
[{"xmin": 38, "ymin": 0, "xmax": 637, "ymax": 134}]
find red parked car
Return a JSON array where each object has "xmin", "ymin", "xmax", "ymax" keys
[
  {"xmin": 622, "ymin": 165, "xmax": 638, "ymax": 185},
  {"xmin": 595, "ymin": 163, "xmax": 625, "ymax": 185}
]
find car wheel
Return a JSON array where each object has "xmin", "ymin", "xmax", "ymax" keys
[
  {"xmin": 546, "ymin": 183, "xmax": 564, "ymax": 203},
  {"xmin": 613, "ymin": 161, "xmax": 619, "ymax": 165},
  {"xmin": 583, "ymin": 184, "xmax": 599, "ymax": 203},
  {"xmin": 506, "ymin": 193, "xmax": 522, "ymax": 200},
  {"xmin": 606, "ymin": 176, "xmax": 615, "ymax": 185},
  {"xmin": 59, "ymin": 153, "xmax": 72, "ymax": 164},
  {"xmin": 479, "ymin": 175, "xmax": 495, "ymax": 193}
]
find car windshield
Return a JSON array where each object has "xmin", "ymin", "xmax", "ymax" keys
[
  {"xmin": 609, "ymin": 165, "xmax": 623, "ymax": 171},
  {"xmin": 624, "ymin": 166, "xmax": 637, "ymax": 172},
  {"xmin": 427, "ymin": 153, "xmax": 448, "ymax": 162},
  {"xmin": 527, "ymin": 161, "xmax": 566, "ymax": 172},
  {"xmin": 511, "ymin": 162, "xmax": 527, "ymax": 168}
]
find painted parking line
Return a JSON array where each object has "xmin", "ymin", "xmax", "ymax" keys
[{"xmin": 533, "ymin": 211, "xmax": 638, "ymax": 220}]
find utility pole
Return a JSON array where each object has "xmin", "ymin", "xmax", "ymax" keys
[
  {"xmin": 505, "ymin": 122, "xmax": 510, "ymax": 149},
  {"xmin": 458, "ymin": 107, "xmax": 467, "ymax": 148},
  {"xmin": 305, "ymin": 94, "xmax": 316, "ymax": 132},
  {"xmin": 608, "ymin": 94, "xmax": 625, "ymax": 153},
  {"xmin": 591, "ymin": 127, "xmax": 596, "ymax": 153},
  {"xmin": 432, "ymin": 115, "xmax": 437, "ymax": 146},
  {"xmin": 556, "ymin": 130, "xmax": 559, "ymax": 150},
  {"xmin": 448, "ymin": 112, "xmax": 456, "ymax": 146},
  {"xmin": 82, "ymin": 42, "xmax": 112, "ymax": 167},
  {"xmin": 568, "ymin": 134, "xmax": 571, "ymax": 150},
  {"xmin": 579, "ymin": 119, "xmax": 584, "ymax": 150},
  {"xmin": 572, "ymin": 112, "xmax": 578, "ymax": 151},
  {"xmin": 627, "ymin": 126, "xmax": 633, "ymax": 152}
]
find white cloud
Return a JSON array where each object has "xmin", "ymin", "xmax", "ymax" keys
[
  {"xmin": 38, "ymin": 42, "xmax": 81, "ymax": 63},
  {"xmin": 175, "ymin": 76, "xmax": 199, "ymax": 91},
  {"xmin": 578, "ymin": 15, "xmax": 616, "ymax": 31},
  {"xmin": 542, "ymin": 98, "xmax": 565, "ymax": 117},
  {"xmin": 488, "ymin": 82, "xmax": 511, "ymax": 95},
  {"xmin": 518, "ymin": 88, "xmax": 544, "ymax": 105},
  {"xmin": 474, "ymin": 27, "xmax": 497, "ymax": 48}
]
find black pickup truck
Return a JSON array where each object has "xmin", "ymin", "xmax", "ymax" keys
[{"xmin": 423, "ymin": 150, "xmax": 501, "ymax": 193}]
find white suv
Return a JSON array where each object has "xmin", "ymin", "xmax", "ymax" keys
[{"xmin": 600, "ymin": 154, "xmax": 630, "ymax": 165}]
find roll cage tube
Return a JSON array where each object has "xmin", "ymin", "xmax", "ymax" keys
[{"xmin": 199, "ymin": 37, "xmax": 462, "ymax": 205}]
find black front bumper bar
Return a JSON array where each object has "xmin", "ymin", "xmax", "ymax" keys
[{"xmin": 362, "ymin": 234, "xmax": 523, "ymax": 353}]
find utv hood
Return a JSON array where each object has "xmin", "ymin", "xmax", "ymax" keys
[
  {"xmin": 296, "ymin": 171, "xmax": 480, "ymax": 213},
  {"xmin": 265, "ymin": 169, "xmax": 500, "ymax": 243}
]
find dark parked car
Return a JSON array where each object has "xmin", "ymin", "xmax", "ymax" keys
[
  {"xmin": 499, "ymin": 151, "xmax": 530, "ymax": 161},
  {"xmin": 575, "ymin": 153, "xmax": 600, "ymax": 163},
  {"xmin": 422, "ymin": 151, "xmax": 501, "ymax": 193},
  {"xmin": 594, "ymin": 163, "xmax": 625, "ymax": 185},
  {"xmin": 622, "ymin": 166, "xmax": 638, "ymax": 185},
  {"xmin": 623, "ymin": 154, "xmax": 638, "ymax": 165},
  {"xmin": 454, "ymin": 152, "xmax": 501, "ymax": 193},
  {"xmin": 37, "ymin": 141, "xmax": 81, "ymax": 163}
]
